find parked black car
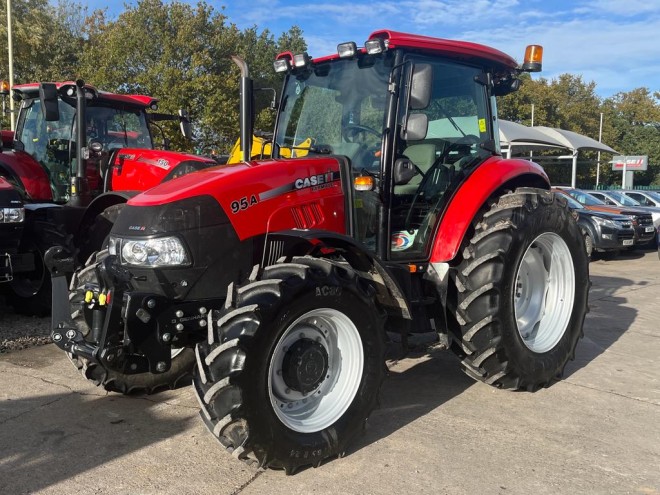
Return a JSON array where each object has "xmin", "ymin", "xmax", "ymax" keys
[
  {"xmin": 557, "ymin": 192, "xmax": 635, "ymax": 258},
  {"xmin": 557, "ymin": 188, "xmax": 656, "ymax": 246}
]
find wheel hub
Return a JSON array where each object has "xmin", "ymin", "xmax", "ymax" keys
[{"xmin": 282, "ymin": 338, "xmax": 329, "ymax": 395}]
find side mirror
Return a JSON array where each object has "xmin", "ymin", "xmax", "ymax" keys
[
  {"xmin": 39, "ymin": 83, "xmax": 60, "ymax": 122},
  {"xmin": 179, "ymin": 109, "xmax": 192, "ymax": 140},
  {"xmin": 89, "ymin": 141, "xmax": 103, "ymax": 155},
  {"xmin": 401, "ymin": 113, "xmax": 428, "ymax": 141},
  {"xmin": 409, "ymin": 64, "xmax": 432, "ymax": 110},
  {"xmin": 393, "ymin": 158, "xmax": 416, "ymax": 185}
]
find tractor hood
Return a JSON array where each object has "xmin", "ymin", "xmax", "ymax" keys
[
  {"xmin": 127, "ymin": 156, "xmax": 348, "ymax": 241},
  {"xmin": 110, "ymin": 148, "xmax": 218, "ymax": 192}
]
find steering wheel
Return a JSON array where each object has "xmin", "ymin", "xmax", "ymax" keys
[
  {"xmin": 343, "ymin": 124, "xmax": 381, "ymax": 143},
  {"xmin": 402, "ymin": 134, "xmax": 480, "ymax": 232}
]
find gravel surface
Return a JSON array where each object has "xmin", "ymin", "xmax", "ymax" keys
[{"xmin": 0, "ymin": 294, "xmax": 51, "ymax": 354}]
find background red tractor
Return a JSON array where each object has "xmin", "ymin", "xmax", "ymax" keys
[
  {"xmin": 0, "ymin": 80, "xmax": 219, "ymax": 315},
  {"xmin": 48, "ymin": 31, "xmax": 589, "ymax": 473}
]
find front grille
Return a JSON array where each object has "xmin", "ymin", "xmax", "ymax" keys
[{"xmin": 638, "ymin": 215, "xmax": 653, "ymax": 226}]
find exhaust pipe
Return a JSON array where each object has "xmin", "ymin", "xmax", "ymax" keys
[{"xmin": 231, "ymin": 56, "xmax": 253, "ymax": 163}]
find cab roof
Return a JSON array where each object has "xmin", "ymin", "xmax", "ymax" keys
[
  {"xmin": 307, "ymin": 29, "xmax": 519, "ymax": 70},
  {"xmin": 12, "ymin": 82, "xmax": 158, "ymax": 108}
]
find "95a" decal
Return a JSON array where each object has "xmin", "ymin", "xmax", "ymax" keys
[{"xmin": 230, "ymin": 195, "xmax": 258, "ymax": 214}]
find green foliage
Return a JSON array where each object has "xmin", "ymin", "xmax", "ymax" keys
[{"xmin": 498, "ymin": 74, "xmax": 660, "ymax": 188}]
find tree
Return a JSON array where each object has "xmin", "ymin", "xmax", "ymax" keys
[
  {"xmin": 77, "ymin": 0, "xmax": 306, "ymax": 153},
  {"xmin": 497, "ymin": 74, "xmax": 660, "ymax": 188}
]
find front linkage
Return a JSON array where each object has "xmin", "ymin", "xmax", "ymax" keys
[{"xmin": 45, "ymin": 246, "xmax": 213, "ymax": 392}]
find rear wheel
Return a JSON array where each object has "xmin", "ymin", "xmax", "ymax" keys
[
  {"xmin": 68, "ymin": 250, "xmax": 194, "ymax": 394},
  {"xmin": 447, "ymin": 188, "xmax": 589, "ymax": 390},
  {"xmin": 194, "ymin": 256, "xmax": 386, "ymax": 473},
  {"xmin": 8, "ymin": 220, "xmax": 70, "ymax": 316}
]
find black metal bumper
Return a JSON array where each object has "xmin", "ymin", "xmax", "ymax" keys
[{"xmin": 45, "ymin": 246, "xmax": 220, "ymax": 375}]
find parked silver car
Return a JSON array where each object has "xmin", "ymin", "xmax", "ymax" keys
[{"xmin": 618, "ymin": 190, "xmax": 660, "ymax": 208}]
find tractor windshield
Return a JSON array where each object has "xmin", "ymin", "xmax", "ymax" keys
[
  {"xmin": 17, "ymin": 97, "xmax": 152, "ymax": 203},
  {"xmin": 274, "ymin": 56, "xmax": 392, "ymax": 172}
]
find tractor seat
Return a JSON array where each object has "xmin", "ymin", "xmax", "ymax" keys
[{"xmin": 394, "ymin": 143, "xmax": 436, "ymax": 195}]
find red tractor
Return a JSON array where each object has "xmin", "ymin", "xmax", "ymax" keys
[
  {"xmin": 48, "ymin": 31, "xmax": 589, "ymax": 473},
  {"xmin": 0, "ymin": 80, "xmax": 218, "ymax": 314}
]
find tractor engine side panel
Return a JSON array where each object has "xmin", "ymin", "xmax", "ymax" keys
[{"xmin": 128, "ymin": 157, "xmax": 348, "ymax": 241}]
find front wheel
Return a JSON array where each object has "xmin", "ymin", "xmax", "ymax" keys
[
  {"xmin": 447, "ymin": 188, "xmax": 589, "ymax": 390},
  {"xmin": 194, "ymin": 257, "xmax": 386, "ymax": 473}
]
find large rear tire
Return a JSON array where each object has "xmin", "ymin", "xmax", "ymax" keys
[
  {"xmin": 68, "ymin": 250, "xmax": 195, "ymax": 394},
  {"xmin": 447, "ymin": 188, "xmax": 589, "ymax": 390},
  {"xmin": 194, "ymin": 256, "xmax": 386, "ymax": 473},
  {"xmin": 8, "ymin": 219, "xmax": 71, "ymax": 317}
]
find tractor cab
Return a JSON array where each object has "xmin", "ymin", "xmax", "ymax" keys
[
  {"xmin": 271, "ymin": 31, "xmax": 529, "ymax": 262},
  {"xmin": 9, "ymin": 82, "xmax": 157, "ymax": 203}
]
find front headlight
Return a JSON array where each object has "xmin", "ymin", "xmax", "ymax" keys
[
  {"xmin": 593, "ymin": 216, "xmax": 618, "ymax": 229},
  {"xmin": 0, "ymin": 207, "xmax": 25, "ymax": 223},
  {"xmin": 109, "ymin": 235, "xmax": 191, "ymax": 267}
]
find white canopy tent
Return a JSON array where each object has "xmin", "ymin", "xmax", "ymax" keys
[
  {"xmin": 498, "ymin": 120, "xmax": 565, "ymax": 156},
  {"xmin": 498, "ymin": 121, "xmax": 618, "ymax": 187}
]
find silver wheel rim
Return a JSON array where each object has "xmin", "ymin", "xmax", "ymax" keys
[
  {"xmin": 268, "ymin": 308, "xmax": 363, "ymax": 433},
  {"xmin": 514, "ymin": 232, "xmax": 575, "ymax": 353}
]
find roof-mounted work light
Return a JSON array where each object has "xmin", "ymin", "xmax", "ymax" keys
[
  {"xmin": 273, "ymin": 58, "xmax": 290, "ymax": 73},
  {"xmin": 365, "ymin": 38, "xmax": 386, "ymax": 55},
  {"xmin": 293, "ymin": 52, "xmax": 312, "ymax": 69},
  {"xmin": 522, "ymin": 45, "xmax": 543, "ymax": 72},
  {"xmin": 337, "ymin": 42, "xmax": 357, "ymax": 58}
]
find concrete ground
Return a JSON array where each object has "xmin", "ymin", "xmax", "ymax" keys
[{"xmin": 1, "ymin": 249, "xmax": 658, "ymax": 494}]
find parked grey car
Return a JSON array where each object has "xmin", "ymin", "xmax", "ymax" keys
[{"xmin": 558, "ymin": 192, "xmax": 635, "ymax": 258}]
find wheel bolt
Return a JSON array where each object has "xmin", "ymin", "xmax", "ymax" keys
[
  {"xmin": 162, "ymin": 333, "xmax": 172, "ymax": 343},
  {"xmin": 147, "ymin": 299, "xmax": 156, "ymax": 309},
  {"xmin": 199, "ymin": 320, "xmax": 207, "ymax": 328},
  {"xmin": 156, "ymin": 362, "xmax": 166, "ymax": 372},
  {"xmin": 175, "ymin": 323, "xmax": 184, "ymax": 331},
  {"xmin": 285, "ymin": 388, "xmax": 291, "ymax": 394},
  {"xmin": 175, "ymin": 310, "xmax": 184, "ymax": 318},
  {"xmin": 199, "ymin": 307, "xmax": 207, "ymax": 315}
]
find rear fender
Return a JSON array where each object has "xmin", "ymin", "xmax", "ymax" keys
[
  {"xmin": 430, "ymin": 156, "xmax": 550, "ymax": 263},
  {"xmin": 0, "ymin": 151, "xmax": 52, "ymax": 201},
  {"xmin": 263, "ymin": 230, "xmax": 412, "ymax": 320}
]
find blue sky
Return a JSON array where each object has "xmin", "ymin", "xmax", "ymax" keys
[{"xmin": 84, "ymin": 0, "xmax": 659, "ymax": 98}]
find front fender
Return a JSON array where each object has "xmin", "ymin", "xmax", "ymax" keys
[
  {"xmin": 429, "ymin": 156, "xmax": 550, "ymax": 263},
  {"xmin": 264, "ymin": 230, "xmax": 412, "ymax": 320}
]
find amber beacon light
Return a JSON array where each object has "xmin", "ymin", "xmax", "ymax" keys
[{"xmin": 522, "ymin": 45, "xmax": 543, "ymax": 72}]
